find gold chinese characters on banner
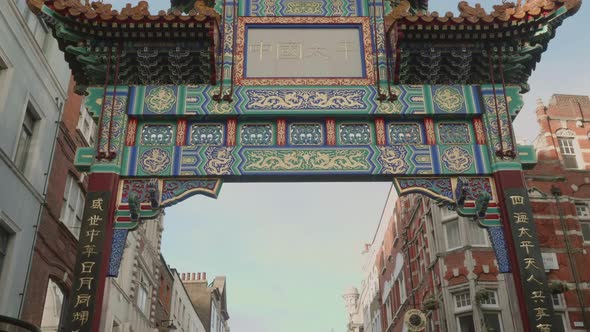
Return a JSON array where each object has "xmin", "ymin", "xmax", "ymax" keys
[{"xmin": 64, "ymin": 191, "xmax": 111, "ymax": 332}]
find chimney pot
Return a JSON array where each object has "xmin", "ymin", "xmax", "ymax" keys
[
  {"xmin": 203, "ymin": 272, "xmax": 207, "ymax": 280},
  {"xmin": 181, "ymin": 273, "xmax": 185, "ymax": 280},
  {"xmin": 192, "ymin": 273, "xmax": 196, "ymax": 280},
  {"xmin": 197, "ymin": 272, "xmax": 201, "ymax": 280}
]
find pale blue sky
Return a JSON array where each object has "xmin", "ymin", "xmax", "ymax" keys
[{"xmin": 105, "ymin": 1, "xmax": 590, "ymax": 331}]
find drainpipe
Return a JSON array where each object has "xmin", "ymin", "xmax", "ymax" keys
[
  {"xmin": 551, "ymin": 186, "xmax": 590, "ymax": 331},
  {"xmin": 18, "ymin": 96, "xmax": 64, "ymax": 318}
]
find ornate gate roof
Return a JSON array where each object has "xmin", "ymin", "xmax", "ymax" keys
[{"xmin": 27, "ymin": 0, "xmax": 220, "ymax": 89}]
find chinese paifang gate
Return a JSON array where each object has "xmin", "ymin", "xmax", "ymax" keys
[{"xmin": 25, "ymin": 0, "xmax": 581, "ymax": 331}]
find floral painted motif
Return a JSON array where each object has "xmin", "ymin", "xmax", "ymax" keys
[
  {"xmin": 389, "ymin": 124, "xmax": 422, "ymax": 144},
  {"xmin": 441, "ymin": 146, "xmax": 472, "ymax": 173},
  {"xmin": 140, "ymin": 148, "xmax": 171, "ymax": 174},
  {"xmin": 340, "ymin": 124, "xmax": 371, "ymax": 145},
  {"xmin": 141, "ymin": 125, "xmax": 173, "ymax": 145},
  {"xmin": 241, "ymin": 124, "xmax": 273, "ymax": 145},
  {"xmin": 289, "ymin": 124, "xmax": 323, "ymax": 145},
  {"xmin": 438, "ymin": 123, "xmax": 470, "ymax": 144},
  {"xmin": 190, "ymin": 124, "xmax": 224, "ymax": 145},
  {"xmin": 433, "ymin": 86, "xmax": 464, "ymax": 113},
  {"xmin": 145, "ymin": 86, "xmax": 176, "ymax": 113}
]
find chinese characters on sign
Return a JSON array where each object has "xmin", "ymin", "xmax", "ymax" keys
[
  {"xmin": 64, "ymin": 191, "xmax": 111, "ymax": 332},
  {"xmin": 245, "ymin": 27, "xmax": 364, "ymax": 78},
  {"xmin": 504, "ymin": 189, "xmax": 563, "ymax": 332}
]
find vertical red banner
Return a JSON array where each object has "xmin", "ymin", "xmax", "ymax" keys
[
  {"xmin": 125, "ymin": 118, "xmax": 137, "ymax": 146},
  {"xmin": 473, "ymin": 117, "xmax": 487, "ymax": 145},
  {"xmin": 176, "ymin": 119, "xmax": 187, "ymax": 146},
  {"xmin": 375, "ymin": 117, "xmax": 386, "ymax": 146},
  {"xmin": 424, "ymin": 117, "xmax": 436, "ymax": 145},
  {"xmin": 326, "ymin": 118, "xmax": 336, "ymax": 146},
  {"xmin": 277, "ymin": 118, "xmax": 287, "ymax": 146},
  {"xmin": 227, "ymin": 118, "xmax": 237, "ymax": 146}
]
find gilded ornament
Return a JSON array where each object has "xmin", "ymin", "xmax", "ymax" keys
[
  {"xmin": 204, "ymin": 147, "xmax": 233, "ymax": 175},
  {"xmin": 140, "ymin": 148, "xmax": 171, "ymax": 174},
  {"xmin": 340, "ymin": 124, "xmax": 371, "ymax": 145},
  {"xmin": 389, "ymin": 124, "xmax": 422, "ymax": 144},
  {"xmin": 284, "ymin": 1, "xmax": 322, "ymax": 15},
  {"xmin": 190, "ymin": 124, "xmax": 224, "ymax": 145},
  {"xmin": 289, "ymin": 124, "xmax": 323, "ymax": 145},
  {"xmin": 141, "ymin": 125, "xmax": 174, "ymax": 145},
  {"xmin": 438, "ymin": 123, "xmax": 470, "ymax": 144},
  {"xmin": 246, "ymin": 89, "xmax": 365, "ymax": 110},
  {"xmin": 378, "ymin": 146, "xmax": 409, "ymax": 174},
  {"xmin": 441, "ymin": 146, "xmax": 472, "ymax": 173},
  {"xmin": 403, "ymin": 309, "xmax": 427, "ymax": 332},
  {"xmin": 433, "ymin": 87, "xmax": 464, "ymax": 113},
  {"xmin": 146, "ymin": 86, "xmax": 176, "ymax": 114},
  {"xmin": 243, "ymin": 149, "xmax": 370, "ymax": 171},
  {"xmin": 241, "ymin": 124, "xmax": 273, "ymax": 145}
]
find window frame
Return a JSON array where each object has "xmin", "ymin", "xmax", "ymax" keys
[
  {"xmin": 455, "ymin": 312, "xmax": 475, "ymax": 332},
  {"xmin": 60, "ymin": 174, "xmax": 85, "ymax": 238},
  {"xmin": 0, "ymin": 226, "xmax": 9, "ymax": 277},
  {"xmin": 40, "ymin": 278, "xmax": 67, "ymax": 331},
  {"xmin": 14, "ymin": 105, "xmax": 38, "ymax": 173},
  {"xmin": 466, "ymin": 218, "xmax": 490, "ymax": 247},
  {"xmin": 453, "ymin": 290, "xmax": 475, "ymax": 332},
  {"xmin": 478, "ymin": 290, "xmax": 503, "ymax": 332},
  {"xmin": 443, "ymin": 218, "xmax": 461, "ymax": 250},
  {"xmin": 478, "ymin": 290, "xmax": 500, "ymax": 309},
  {"xmin": 77, "ymin": 103, "xmax": 96, "ymax": 147},
  {"xmin": 556, "ymin": 129, "xmax": 581, "ymax": 169},
  {"xmin": 136, "ymin": 272, "xmax": 150, "ymax": 317},
  {"xmin": 575, "ymin": 202, "xmax": 590, "ymax": 243}
]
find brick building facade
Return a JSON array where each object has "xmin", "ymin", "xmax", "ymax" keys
[
  {"xmin": 373, "ymin": 193, "xmax": 515, "ymax": 332},
  {"xmin": 525, "ymin": 94, "xmax": 590, "ymax": 330},
  {"xmin": 349, "ymin": 94, "xmax": 590, "ymax": 332},
  {"xmin": 20, "ymin": 78, "xmax": 94, "ymax": 329}
]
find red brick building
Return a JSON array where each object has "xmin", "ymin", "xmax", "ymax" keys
[
  {"xmin": 20, "ymin": 78, "xmax": 95, "ymax": 329},
  {"xmin": 374, "ymin": 192, "xmax": 515, "ymax": 332},
  {"xmin": 358, "ymin": 94, "xmax": 590, "ymax": 332},
  {"xmin": 525, "ymin": 94, "xmax": 590, "ymax": 330}
]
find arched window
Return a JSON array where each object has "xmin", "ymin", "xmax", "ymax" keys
[
  {"xmin": 556, "ymin": 128, "xmax": 579, "ymax": 169},
  {"xmin": 40, "ymin": 278, "xmax": 66, "ymax": 332}
]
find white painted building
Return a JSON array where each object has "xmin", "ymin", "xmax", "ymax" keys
[
  {"xmin": 0, "ymin": 0, "xmax": 70, "ymax": 318},
  {"xmin": 99, "ymin": 215, "xmax": 164, "ymax": 332}
]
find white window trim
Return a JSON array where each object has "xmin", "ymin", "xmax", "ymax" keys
[
  {"xmin": 556, "ymin": 129, "xmax": 583, "ymax": 169},
  {"xmin": 60, "ymin": 174, "xmax": 84, "ymax": 239},
  {"xmin": 77, "ymin": 103, "xmax": 96, "ymax": 147},
  {"xmin": 480, "ymin": 311, "xmax": 504, "ymax": 332},
  {"xmin": 575, "ymin": 202, "xmax": 590, "ymax": 244},
  {"xmin": 479, "ymin": 290, "xmax": 500, "ymax": 310},
  {"xmin": 453, "ymin": 290, "xmax": 472, "ymax": 314},
  {"xmin": 443, "ymin": 217, "xmax": 462, "ymax": 251},
  {"xmin": 467, "ymin": 220, "xmax": 491, "ymax": 248}
]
